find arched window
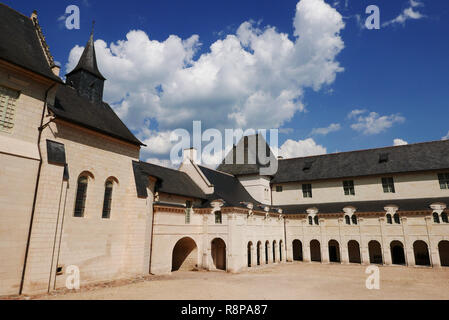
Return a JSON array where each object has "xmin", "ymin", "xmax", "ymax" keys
[
  {"xmin": 102, "ymin": 180, "xmax": 114, "ymax": 219},
  {"xmin": 314, "ymin": 216, "xmax": 319, "ymax": 226},
  {"xmin": 308, "ymin": 216, "xmax": 313, "ymax": 225},
  {"xmin": 74, "ymin": 175, "xmax": 89, "ymax": 217},
  {"xmin": 442, "ymin": 212, "xmax": 449, "ymax": 223},
  {"xmin": 386, "ymin": 214, "xmax": 393, "ymax": 224},
  {"xmin": 433, "ymin": 212, "xmax": 440, "ymax": 224},
  {"xmin": 215, "ymin": 211, "xmax": 222, "ymax": 224},
  {"xmin": 351, "ymin": 215, "xmax": 358, "ymax": 225},
  {"xmin": 393, "ymin": 213, "xmax": 400, "ymax": 224},
  {"xmin": 345, "ymin": 215, "xmax": 351, "ymax": 225}
]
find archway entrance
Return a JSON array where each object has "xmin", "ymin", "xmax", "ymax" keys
[
  {"xmin": 265, "ymin": 241, "xmax": 269, "ymax": 264},
  {"xmin": 348, "ymin": 240, "xmax": 361, "ymax": 263},
  {"xmin": 439, "ymin": 240, "xmax": 449, "ymax": 267},
  {"xmin": 368, "ymin": 240, "xmax": 383, "ymax": 264},
  {"xmin": 211, "ymin": 238, "xmax": 226, "ymax": 270},
  {"xmin": 413, "ymin": 240, "xmax": 430, "ymax": 266},
  {"xmin": 310, "ymin": 240, "xmax": 321, "ymax": 262},
  {"xmin": 391, "ymin": 241, "xmax": 406, "ymax": 265},
  {"xmin": 257, "ymin": 241, "xmax": 262, "ymax": 266},
  {"xmin": 172, "ymin": 237, "xmax": 198, "ymax": 271},
  {"xmin": 328, "ymin": 240, "xmax": 340, "ymax": 263},
  {"xmin": 247, "ymin": 242, "xmax": 253, "ymax": 267},
  {"xmin": 292, "ymin": 240, "xmax": 303, "ymax": 261}
]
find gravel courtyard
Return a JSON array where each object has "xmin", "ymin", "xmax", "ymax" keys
[{"xmin": 37, "ymin": 263, "xmax": 449, "ymax": 300}]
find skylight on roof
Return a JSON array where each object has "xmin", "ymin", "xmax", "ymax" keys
[{"xmin": 379, "ymin": 153, "xmax": 389, "ymax": 163}]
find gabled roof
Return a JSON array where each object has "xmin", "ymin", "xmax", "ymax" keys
[
  {"xmin": 198, "ymin": 165, "xmax": 263, "ymax": 208},
  {"xmin": 49, "ymin": 85, "xmax": 143, "ymax": 146},
  {"xmin": 66, "ymin": 30, "xmax": 106, "ymax": 80},
  {"xmin": 0, "ymin": 4, "xmax": 61, "ymax": 82},
  {"xmin": 272, "ymin": 140, "xmax": 449, "ymax": 184},
  {"xmin": 133, "ymin": 161, "xmax": 207, "ymax": 199},
  {"xmin": 217, "ymin": 134, "xmax": 277, "ymax": 176},
  {"xmin": 280, "ymin": 197, "xmax": 449, "ymax": 215}
]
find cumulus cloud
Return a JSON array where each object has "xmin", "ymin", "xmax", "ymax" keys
[
  {"xmin": 383, "ymin": 0, "xmax": 426, "ymax": 27},
  {"xmin": 66, "ymin": 0, "xmax": 345, "ymax": 161},
  {"xmin": 393, "ymin": 138, "xmax": 408, "ymax": 146},
  {"xmin": 276, "ymin": 138, "xmax": 327, "ymax": 159},
  {"xmin": 347, "ymin": 109, "xmax": 367, "ymax": 119},
  {"xmin": 310, "ymin": 123, "xmax": 341, "ymax": 136},
  {"xmin": 350, "ymin": 110, "xmax": 405, "ymax": 135},
  {"xmin": 442, "ymin": 131, "xmax": 449, "ymax": 141}
]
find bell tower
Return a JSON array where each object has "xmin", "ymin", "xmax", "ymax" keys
[{"xmin": 65, "ymin": 22, "xmax": 106, "ymax": 103}]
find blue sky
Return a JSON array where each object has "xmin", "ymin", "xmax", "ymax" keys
[{"xmin": 6, "ymin": 0, "xmax": 449, "ymax": 165}]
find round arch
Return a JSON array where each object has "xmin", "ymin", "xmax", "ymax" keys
[
  {"xmin": 292, "ymin": 240, "xmax": 303, "ymax": 261},
  {"xmin": 439, "ymin": 240, "xmax": 449, "ymax": 267},
  {"xmin": 211, "ymin": 238, "xmax": 227, "ymax": 271},
  {"xmin": 413, "ymin": 240, "xmax": 430, "ymax": 266},
  {"xmin": 390, "ymin": 240, "xmax": 406, "ymax": 265},
  {"xmin": 368, "ymin": 240, "xmax": 383, "ymax": 265},
  {"xmin": 328, "ymin": 240, "xmax": 340, "ymax": 263},
  {"xmin": 310, "ymin": 240, "xmax": 321, "ymax": 262},
  {"xmin": 172, "ymin": 237, "xmax": 198, "ymax": 272},
  {"xmin": 348, "ymin": 240, "xmax": 361, "ymax": 264}
]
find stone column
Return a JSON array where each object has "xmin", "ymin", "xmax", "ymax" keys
[
  {"xmin": 304, "ymin": 239, "xmax": 311, "ymax": 262},
  {"xmin": 267, "ymin": 243, "xmax": 272, "ymax": 264},
  {"xmin": 320, "ymin": 218, "xmax": 329, "ymax": 263}
]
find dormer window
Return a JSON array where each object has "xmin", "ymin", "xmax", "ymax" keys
[
  {"xmin": 379, "ymin": 153, "xmax": 389, "ymax": 163},
  {"xmin": 303, "ymin": 160, "xmax": 313, "ymax": 171}
]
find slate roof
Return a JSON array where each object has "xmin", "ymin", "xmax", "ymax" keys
[
  {"xmin": 217, "ymin": 134, "xmax": 277, "ymax": 176},
  {"xmin": 272, "ymin": 140, "xmax": 449, "ymax": 184},
  {"xmin": 66, "ymin": 31, "xmax": 106, "ymax": 80},
  {"xmin": 0, "ymin": 4, "xmax": 61, "ymax": 82},
  {"xmin": 49, "ymin": 85, "xmax": 143, "ymax": 146},
  {"xmin": 198, "ymin": 165, "xmax": 269, "ymax": 209},
  {"xmin": 280, "ymin": 197, "xmax": 449, "ymax": 215},
  {"xmin": 133, "ymin": 161, "xmax": 207, "ymax": 199}
]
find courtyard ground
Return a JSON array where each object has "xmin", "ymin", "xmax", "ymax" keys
[{"xmin": 33, "ymin": 262, "xmax": 449, "ymax": 300}]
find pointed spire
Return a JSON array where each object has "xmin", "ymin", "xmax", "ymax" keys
[{"xmin": 66, "ymin": 22, "xmax": 106, "ymax": 80}]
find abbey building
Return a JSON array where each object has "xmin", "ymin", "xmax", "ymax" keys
[{"xmin": 0, "ymin": 4, "xmax": 448, "ymax": 296}]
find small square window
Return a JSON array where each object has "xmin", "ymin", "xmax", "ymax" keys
[
  {"xmin": 438, "ymin": 173, "xmax": 449, "ymax": 190},
  {"xmin": 276, "ymin": 186, "xmax": 283, "ymax": 193},
  {"xmin": 382, "ymin": 177, "xmax": 395, "ymax": 193},
  {"xmin": 302, "ymin": 184, "xmax": 312, "ymax": 198},
  {"xmin": 343, "ymin": 180, "xmax": 355, "ymax": 196}
]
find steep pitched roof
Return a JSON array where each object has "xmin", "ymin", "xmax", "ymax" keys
[
  {"xmin": 133, "ymin": 161, "xmax": 206, "ymax": 199},
  {"xmin": 272, "ymin": 140, "xmax": 449, "ymax": 184},
  {"xmin": 49, "ymin": 85, "xmax": 143, "ymax": 146},
  {"xmin": 66, "ymin": 30, "xmax": 106, "ymax": 80},
  {"xmin": 280, "ymin": 197, "xmax": 449, "ymax": 215},
  {"xmin": 217, "ymin": 134, "xmax": 277, "ymax": 176},
  {"xmin": 0, "ymin": 4, "xmax": 61, "ymax": 82},
  {"xmin": 198, "ymin": 165, "xmax": 264, "ymax": 208}
]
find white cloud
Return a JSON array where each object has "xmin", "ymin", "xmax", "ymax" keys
[
  {"xmin": 145, "ymin": 157, "xmax": 177, "ymax": 169},
  {"xmin": 393, "ymin": 138, "xmax": 408, "ymax": 146},
  {"xmin": 442, "ymin": 131, "xmax": 449, "ymax": 141},
  {"xmin": 276, "ymin": 138, "xmax": 327, "ymax": 159},
  {"xmin": 311, "ymin": 123, "xmax": 341, "ymax": 135},
  {"xmin": 350, "ymin": 111, "xmax": 405, "ymax": 135},
  {"xmin": 383, "ymin": 0, "xmax": 425, "ymax": 27},
  {"xmin": 66, "ymin": 0, "xmax": 345, "ymax": 160},
  {"xmin": 347, "ymin": 109, "xmax": 367, "ymax": 119}
]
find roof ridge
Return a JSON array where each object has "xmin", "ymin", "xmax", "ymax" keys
[
  {"xmin": 280, "ymin": 139, "xmax": 449, "ymax": 162},
  {"xmin": 198, "ymin": 165, "xmax": 236, "ymax": 177}
]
